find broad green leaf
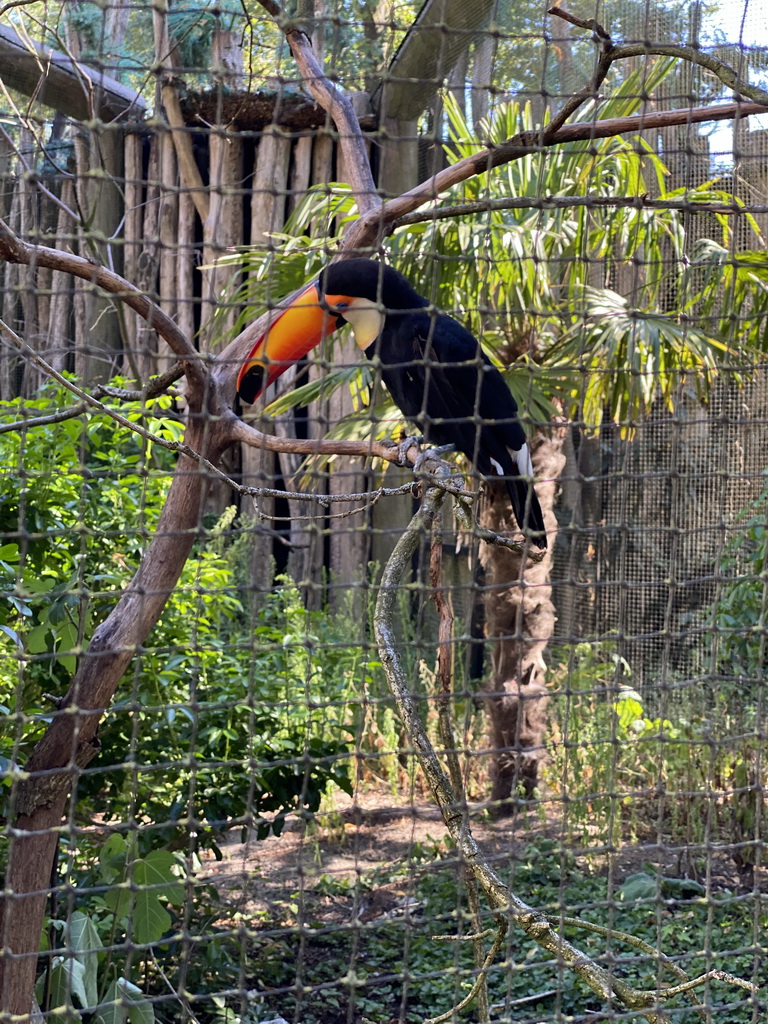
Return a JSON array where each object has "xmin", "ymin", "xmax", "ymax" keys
[
  {"xmin": 67, "ymin": 911, "xmax": 102, "ymax": 1008},
  {"xmin": 619, "ymin": 872, "xmax": 658, "ymax": 902},
  {"xmin": 100, "ymin": 979, "xmax": 155, "ymax": 1024}
]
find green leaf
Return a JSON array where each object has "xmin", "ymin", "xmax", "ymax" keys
[
  {"xmin": 0, "ymin": 624, "xmax": 22, "ymax": 649},
  {"xmin": 36, "ymin": 956, "xmax": 90, "ymax": 1013},
  {"xmin": 55, "ymin": 620, "xmax": 79, "ymax": 674},
  {"xmin": 99, "ymin": 833, "xmax": 130, "ymax": 884},
  {"xmin": 100, "ymin": 979, "xmax": 155, "ymax": 1024},
  {"xmin": 67, "ymin": 911, "xmax": 102, "ymax": 1008},
  {"xmin": 619, "ymin": 872, "xmax": 658, "ymax": 902},
  {"xmin": 137, "ymin": 851, "xmax": 185, "ymax": 906},
  {"xmin": 26, "ymin": 623, "xmax": 50, "ymax": 654}
]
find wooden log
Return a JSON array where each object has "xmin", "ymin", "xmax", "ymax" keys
[
  {"xmin": 158, "ymin": 129, "xmax": 179, "ymax": 371},
  {"xmin": 200, "ymin": 128, "xmax": 244, "ymax": 344},
  {"xmin": 336, "ymin": 92, "xmax": 374, "ymax": 221},
  {"xmin": 133, "ymin": 136, "xmax": 160, "ymax": 380},
  {"xmin": 251, "ymin": 125, "xmax": 291, "ymax": 245},
  {"xmin": 310, "ymin": 130, "xmax": 334, "ymax": 236},
  {"xmin": 326, "ymin": 334, "xmax": 370, "ymax": 605},
  {"xmin": 288, "ymin": 134, "xmax": 313, "ymax": 215},
  {"xmin": 0, "ymin": 157, "xmax": 21, "ymax": 400},
  {"xmin": 17, "ymin": 127, "xmax": 39, "ymax": 393},
  {"xmin": 34, "ymin": 182, "xmax": 61, "ymax": 362},
  {"xmin": 123, "ymin": 132, "xmax": 144, "ymax": 359},
  {"xmin": 71, "ymin": 125, "xmax": 125, "ymax": 383},
  {"xmin": 240, "ymin": 125, "xmax": 292, "ymax": 594},
  {"xmin": 177, "ymin": 187, "xmax": 196, "ymax": 345},
  {"xmin": 46, "ymin": 177, "xmax": 77, "ymax": 374}
]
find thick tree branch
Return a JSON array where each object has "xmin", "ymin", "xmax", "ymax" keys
[
  {"xmin": 256, "ymin": 0, "xmax": 379, "ymax": 217},
  {"xmin": 373, "ymin": 478, "xmax": 683, "ymax": 1024},
  {"xmin": 375, "ymin": 478, "xmax": 754, "ymax": 1023},
  {"xmin": 344, "ymin": 100, "xmax": 768, "ymax": 251}
]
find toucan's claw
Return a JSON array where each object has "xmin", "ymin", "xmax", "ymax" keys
[
  {"xmin": 413, "ymin": 444, "xmax": 455, "ymax": 474},
  {"xmin": 396, "ymin": 434, "xmax": 425, "ymax": 466}
]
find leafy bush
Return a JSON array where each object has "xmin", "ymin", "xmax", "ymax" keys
[{"xmin": 546, "ymin": 641, "xmax": 765, "ymax": 867}]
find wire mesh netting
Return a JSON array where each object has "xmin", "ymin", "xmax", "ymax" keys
[{"xmin": 0, "ymin": 1, "xmax": 766, "ymax": 1023}]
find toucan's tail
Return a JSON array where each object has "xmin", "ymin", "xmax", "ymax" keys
[{"xmin": 507, "ymin": 477, "xmax": 547, "ymax": 549}]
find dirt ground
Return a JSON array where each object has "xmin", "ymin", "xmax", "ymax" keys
[{"xmin": 197, "ymin": 787, "xmax": 759, "ymax": 919}]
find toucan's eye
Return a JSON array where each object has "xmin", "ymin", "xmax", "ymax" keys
[{"xmin": 335, "ymin": 301, "xmax": 349, "ymax": 309}]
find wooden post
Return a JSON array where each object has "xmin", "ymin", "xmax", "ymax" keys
[
  {"xmin": 133, "ymin": 135, "xmax": 161, "ymax": 380},
  {"xmin": 177, "ymin": 188, "xmax": 197, "ymax": 344},
  {"xmin": 45, "ymin": 178, "xmax": 77, "ymax": 375},
  {"xmin": 71, "ymin": 124, "xmax": 125, "ymax": 383},
  {"xmin": 200, "ymin": 128, "xmax": 244, "ymax": 345},
  {"xmin": 123, "ymin": 131, "xmax": 143, "ymax": 362},
  {"xmin": 288, "ymin": 135, "xmax": 313, "ymax": 215},
  {"xmin": 158, "ymin": 129, "xmax": 179, "ymax": 371}
]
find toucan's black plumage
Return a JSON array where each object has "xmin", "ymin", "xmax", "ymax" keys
[{"xmin": 238, "ymin": 258, "xmax": 547, "ymax": 547}]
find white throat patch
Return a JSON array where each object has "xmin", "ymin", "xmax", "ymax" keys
[{"xmin": 340, "ymin": 297, "xmax": 384, "ymax": 351}]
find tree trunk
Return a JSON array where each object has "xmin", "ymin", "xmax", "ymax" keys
[
  {"xmin": 479, "ymin": 428, "xmax": 565, "ymax": 813},
  {"xmin": 0, "ymin": 415, "xmax": 229, "ymax": 1017}
]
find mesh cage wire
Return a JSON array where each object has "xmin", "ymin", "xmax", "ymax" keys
[{"xmin": 0, "ymin": 1, "xmax": 766, "ymax": 1024}]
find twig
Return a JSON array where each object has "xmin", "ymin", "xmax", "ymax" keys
[
  {"xmin": 453, "ymin": 495, "xmax": 545, "ymax": 560},
  {"xmin": 423, "ymin": 927, "xmax": 505, "ymax": 1024},
  {"xmin": 394, "ymin": 193, "xmax": 751, "ymax": 228},
  {"xmin": 658, "ymin": 971, "xmax": 757, "ymax": 1000},
  {"xmin": 97, "ymin": 363, "xmax": 186, "ymax": 401},
  {"xmin": 550, "ymin": 6, "xmax": 768, "ymax": 107},
  {"xmin": 256, "ymin": 0, "xmax": 379, "ymax": 217},
  {"xmin": 0, "ymin": 402, "xmax": 91, "ymax": 434},
  {"xmin": 550, "ymin": 915, "xmax": 709, "ymax": 1020}
]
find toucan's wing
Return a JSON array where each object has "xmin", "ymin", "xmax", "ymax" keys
[{"xmin": 409, "ymin": 314, "xmax": 547, "ymax": 544}]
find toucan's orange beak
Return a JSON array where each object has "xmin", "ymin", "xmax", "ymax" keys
[{"xmin": 236, "ymin": 283, "xmax": 347, "ymax": 404}]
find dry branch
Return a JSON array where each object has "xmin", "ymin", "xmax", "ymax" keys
[
  {"xmin": 256, "ymin": 0, "xmax": 379, "ymax": 217},
  {"xmin": 344, "ymin": 100, "xmax": 768, "ymax": 252},
  {"xmin": 394, "ymin": 193, "xmax": 756, "ymax": 228}
]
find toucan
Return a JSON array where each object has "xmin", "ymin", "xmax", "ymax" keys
[{"xmin": 237, "ymin": 258, "xmax": 547, "ymax": 547}]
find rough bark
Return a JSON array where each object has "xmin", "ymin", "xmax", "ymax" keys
[{"xmin": 480, "ymin": 430, "xmax": 566, "ymax": 812}]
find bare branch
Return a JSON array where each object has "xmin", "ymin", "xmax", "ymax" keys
[
  {"xmin": 345, "ymin": 100, "xmax": 768, "ymax": 251},
  {"xmin": 98, "ymin": 363, "xmax": 186, "ymax": 401},
  {"xmin": 0, "ymin": 402, "xmax": 90, "ymax": 434},
  {"xmin": 0, "ymin": 217, "xmax": 204, "ymax": 387},
  {"xmin": 255, "ymin": 0, "xmax": 379, "ymax": 217},
  {"xmin": 550, "ymin": 6, "xmax": 768, "ymax": 107},
  {"xmin": 393, "ymin": 193, "xmax": 751, "ymax": 228}
]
